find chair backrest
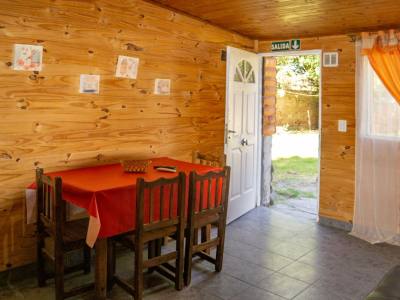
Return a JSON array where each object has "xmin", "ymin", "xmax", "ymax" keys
[
  {"xmin": 135, "ymin": 172, "xmax": 186, "ymax": 232},
  {"xmin": 188, "ymin": 167, "xmax": 231, "ymax": 217},
  {"xmin": 192, "ymin": 151, "xmax": 225, "ymax": 167},
  {"xmin": 36, "ymin": 168, "xmax": 65, "ymax": 236}
]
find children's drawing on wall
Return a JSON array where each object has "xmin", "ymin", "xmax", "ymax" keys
[
  {"xmin": 154, "ymin": 79, "xmax": 171, "ymax": 95},
  {"xmin": 13, "ymin": 44, "xmax": 43, "ymax": 71},
  {"xmin": 115, "ymin": 55, "xmax": 139, "ymax": 79},
  {"xmin": 79, "ymin": 74, "xmax": 100, "ymax": 94}
]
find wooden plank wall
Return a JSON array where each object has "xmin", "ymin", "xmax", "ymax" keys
[
  {"xmin": 0, "ymin": 0, "xmax": 252, "ymax": 271},
  {"xmin": 259, "ymin": 35, "xmax": 356, "ymax": 224}
]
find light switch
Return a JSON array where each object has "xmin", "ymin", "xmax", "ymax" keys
[{"xmin": 338, "ymin": 120, "xmax": 347, "ymax": 132}]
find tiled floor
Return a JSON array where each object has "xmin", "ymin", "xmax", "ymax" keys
[{"xmin": 1, "ymin": 205, "xmax": 400, "ymax": 300}]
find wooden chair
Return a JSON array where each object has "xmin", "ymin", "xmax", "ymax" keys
[
  {"xmin": 192, "ymin": 151, "xmax": 226, "ymax": 252},
  {"xmin": 192, "ymin": 150, "xmax": 225, "ymax": 167},
  {"xmin": 36, "ymin": 168, "xmax": 94, "ymax": 300},
  {"xmin": 110, "ymin": 172, "xmax": 186, "ymax": 300},
  {"xmin": 184, "ymin": 166, "xmax": 231, "ymax": 286}
]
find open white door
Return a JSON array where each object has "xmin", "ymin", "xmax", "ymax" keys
[{"xmin": 225, "ymin": 46, "xmax": 261, "ymax": 223}]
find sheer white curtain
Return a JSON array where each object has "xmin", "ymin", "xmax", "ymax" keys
[{"xmin": 351, "ymin": 38, "xmax": 400, "ymax": 245}]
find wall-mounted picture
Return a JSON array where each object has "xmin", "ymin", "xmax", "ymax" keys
[
  {"xmin": 115, "ymin": 55, "xmax": 139, "ymax": 79},
  {"xmin": 154, "ymin": 79, "xmax": 171, "ymax": 95},
  {"xmin": 13, "ymin": 44, "xmax": 43, "ymax": 71},
  {"xmin": 79, "ymin": 74, "xmax": 100, "ymax": 94}
]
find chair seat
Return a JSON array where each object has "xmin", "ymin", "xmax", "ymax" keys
[
  {"xmin": 366, "ymin": 265, "xmax": 400, "ymax": 300},
  {"xmin": 63, "ymin": 218, "xmax": 89, "ymax": 244},
  {"xmin": 44, "ymin": 218, "xmax": 89, "ymax": 257}
]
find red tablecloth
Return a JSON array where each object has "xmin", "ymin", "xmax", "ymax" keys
[{"xmin": 36, "ymin": 157, "xmax": 221, "ymax": 247}]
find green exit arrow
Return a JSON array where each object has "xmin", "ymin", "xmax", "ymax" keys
[{"xmin": 291, "ymin": 39, "xmax": 301, "ymax": 50}]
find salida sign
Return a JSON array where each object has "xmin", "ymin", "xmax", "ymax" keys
[{"xmin": 271, "ymin": 39, "xmax": 301, "ymax": 51}]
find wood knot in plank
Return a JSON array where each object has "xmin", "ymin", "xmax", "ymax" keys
[
  {"xmin": 29, "ymin": 74, "xmax": 45, "ymax": 82},
  {"xmin": 125, "ymin": 43, "xmax": 143, "ymax": 51},
  {"xmin": 0, "ymin": 152, "xmax": 12, "ymax": 160},
  {"xmin": 64, "ymin": 153, "xmax": 72, "ymax": 163},
  {"xmin": 99, "ymin": 107, "xmax": 111, "ymax": 120},
  {"xmin": 33, "ymin": 122, "xmax": 42, "ymax": 132},
  {"xmin": 168, "ymin": 12, "xmax": 176, "ymax": 21},
  {"xmin": 16, "ymin": 98, "xmax": 30, "ymax": 109}
]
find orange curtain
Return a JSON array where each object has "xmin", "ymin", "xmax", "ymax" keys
[{"xmin": 362, "ymin": 30, "xmax": 400, "ymax": 104}]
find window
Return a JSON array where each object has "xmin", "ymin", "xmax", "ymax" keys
[
  {"xmin": 234, "ymin": 60, "xmax": 256, "ymax": 83},
  {"xmin": 367, "ymin": 61, "xmax": 400, "ymax": 138}
]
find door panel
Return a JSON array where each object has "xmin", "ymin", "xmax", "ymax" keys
[
  {"xmin": 230, "ymin": 149, "xmax": 242, "ymax": 198},
  {"xmin": 246, "ymin": 94, "xmax": 255, "ymax": 135},
  {"xmin": 233, "ymin": 93, "xmax": 242, "ymax": 136},
  {"xmin": 226, "ymin": 47, "xmax": 260, "ymax": 223},
  {"xmin": 244, "ymin": 145, "xmax": 254, "ymax": 191}
]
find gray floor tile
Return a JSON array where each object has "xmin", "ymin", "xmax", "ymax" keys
[
  {"xmin": 225, "ymin": 239, "xmax": 294, "ymax": 271},
  {"xmin": 194, "ymin": 273, "xmax": 250, "ymax": 300},
  {"xmin": 267, "ymin": 241, "xmax": 312, "ymax": 260},
  {"xmin": 278, "ymin": 261, "xmax": 321, "ymax": 284},
  {"xmin": 146, "ymin": 286, "xmax": 223, "ymax": 300},
  {"xmin": 230, "ymin": 286, "xmax": 285, "ymax": 300},
  {"xmin": 313, "ymin": 272, "xmax": 376, "ymax": 300},
  {"xmin": 293, "ymin": 285, "xmax": 351, "ymax": 300},
  {"xmin": 221, "ymin": 254, "xmax": 274, "ymax": 284},
  {"xmin": 255, "ymin": 272, "xmax": 310, "ymax": 299}
]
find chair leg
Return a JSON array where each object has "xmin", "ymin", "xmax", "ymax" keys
[
  {"xmin": 54, "ymin": 249, "xmax": 64, "ymax": 300},
  {"xmin": 193, "ymin": 228, "xmax": 199, "ymax": 245},
  {"xmin": 83, "ymin": 246, "xmax": 91, "ymax": 274},
  {"xmin": 201, "ymin": 225, "xmax": 211, "ymax": 255},
  {"xmin": 184, "ymin": 228, "xmax": 194, "ymax": 286},
  {"xmin": 37, "ymin": 234, "xmax": 46, "ymax": 287},
  {"xmin": 215, "ymin": 219, "xmax": 226, "ymax": 272},
  {"xmin": 175, "ymin": 224, "xmax": 185, "ymax": 290},
  {"xmin": 155, "ymin": 238, "xmax": 162, "ymax": 256},
  {"xmin": 107, "ymin": 240, "xmax": 116, "ymax": 291},
  {"xmin": 162, "ymin": 236, "xmax": 169, "ymax": 246},
  {"xmin": 134, "ymin": 241, "xmax": 144, "ymax": 300},
  {"xmin": 147, "ymin": 240, "xmax": 155, "ymax": 274}
]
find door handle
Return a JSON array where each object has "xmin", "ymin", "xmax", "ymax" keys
[
  {"xmin": 228, "ymin": 130, "xmax": 237, "ymax": 134},
  {"xmin": 241, "ymin": 138, "xmax": 248, "ymax": 146}
]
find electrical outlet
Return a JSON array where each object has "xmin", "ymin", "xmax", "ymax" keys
[{"xmin": 338, "ymin": 120, "xmax": 347, "ymax": 132}]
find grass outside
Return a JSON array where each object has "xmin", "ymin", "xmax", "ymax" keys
[{"xmin": 272, "ymin": 156, "xmax": 318, "ymax": 202}]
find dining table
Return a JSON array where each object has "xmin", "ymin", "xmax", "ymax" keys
[{"xmin": 39, "ymin": 157, "xmax": 221, "ymax": 299}]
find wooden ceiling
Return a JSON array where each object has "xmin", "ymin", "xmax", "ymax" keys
[{"xmin": 150, "ymin": 0, "xmax": 400, "ymax": 40}]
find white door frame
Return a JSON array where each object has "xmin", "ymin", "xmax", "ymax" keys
[
  {"xmin": 224, "ymin": 46, "xmax": 263, "ymax": 209},
  {"xmin": 258, "ymin": 49, "xmax": 323, "ymax": 215}
]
